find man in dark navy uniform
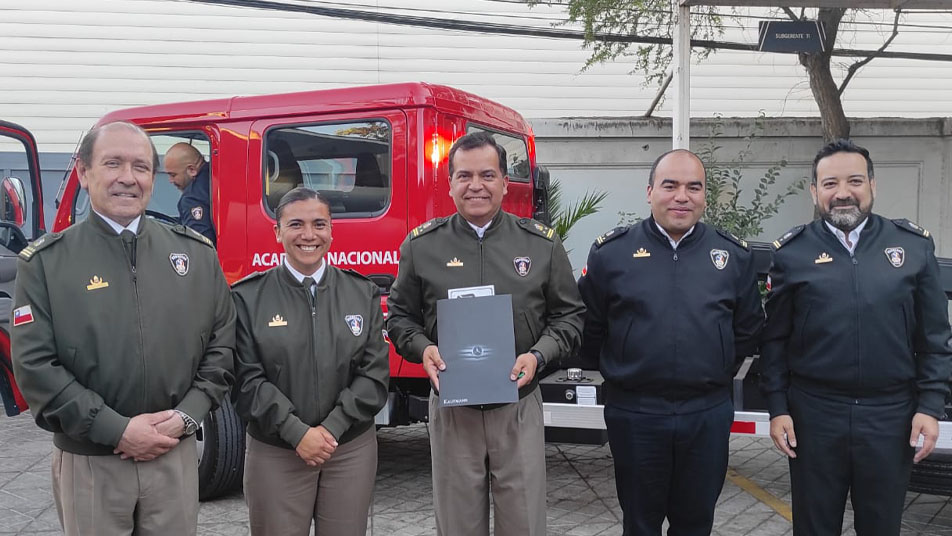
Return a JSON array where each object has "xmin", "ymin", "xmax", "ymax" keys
[
  {"xmin": 164, "ymin": 143, "xmax": 216, "ymax": 245},
  {"xmin": 761, "ymin": 139, "xmax": 952, "ymax": 535},
  {"xmin": 578, "ymin": 149, "xmax": 764, "ymax": 535}
]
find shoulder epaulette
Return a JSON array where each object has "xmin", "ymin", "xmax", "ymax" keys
[
  {"xmin": 409, "ymin": 217, "xmax": 449, "ymax": 240},
  {"xmin": 517, "ymin": 218, "xmax": 557, "ymax": 241},
  {"xmin": 231, "ymin": 270, "xmax": 267, "ymax": 288},
  {"xmin": 593, "ymin": 226, "xmax": 629, "ymax": 249},
  {"xmin": 892, "ymin": 218, "xmax": 931, "ymax": 239},
  {"xmin": 715, "ymin": 228, "xmax": 749, "ymax": 250},
  {"xmin": 171, "ymin": 224, "xmax": 215, "ymax": 248},
  {"xmin": 341, "ymin": 268, "xmax": 373, "ymax": 283},
  {"xmin": 771, "ymin": 225, "xmax": 805, "ymax": 250},
  {"xmin": 18, "ymin": 232, "xmax": 63, "ymax": 261}
]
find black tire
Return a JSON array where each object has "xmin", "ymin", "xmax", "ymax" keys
[
  {"xmin": 197, "ymin": 398, "xmax": 246, "ymax": 501},
  {"xmin": 909, "ymin": 453, "xmax": 952, "ymax": 496}
]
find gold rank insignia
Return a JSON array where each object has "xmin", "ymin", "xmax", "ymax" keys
[
  {"xmin": 86, "ymin": 275, "xmax": 109, "ymax": 291},
  {"xmin": 814, "ymin": 252, "xmax": 833, "ymax": 264},
  {"xmin": 633, "ymin": 248, "xmax": 651, "ymax": 258},
  {"xmin": 268, "ymin": 314, "xmax": 288, "ymax": 327},
  {"xmin": 596, "ymin": 229, "xmax": 616, "ymax": 245},
  {"xmin": 908, "ymin": 221, "xmax": 930, "ymax": 237},
  {"xmin": 446, "ymin": 257, "xmax": 464, "ymax": 267},
  {"xmin": 533, "ymin": 222, "xmax": 555, "ymax": 239},
  {"xmin": 411, "ymin": 220, "xmax": 433, "ymax": 237}
]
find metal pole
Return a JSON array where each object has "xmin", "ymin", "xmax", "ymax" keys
[{"xmin": 671, "ymin": 0, "xmax": 691, "ymax": 149}]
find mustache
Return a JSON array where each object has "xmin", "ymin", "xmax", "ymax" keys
[{"xmin": 829, "ymin": 198, "xmax": 859, "ymax": 209}]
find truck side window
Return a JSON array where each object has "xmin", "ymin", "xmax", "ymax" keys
[
  {"xmin": 72, "ymin": 132, "xmax": 210, "ymax": 226},
  {"xmin": 466, "ymin": 125, "xmax": 530, "ymax": 182},
  {"xmin": 264, "ymin": 120, "xmax": 391, "ymax": 218}
]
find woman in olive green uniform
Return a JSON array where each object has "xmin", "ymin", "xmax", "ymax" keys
[{"xmin": 232, "ymin": 187, "xmax": 389, "ymax": 536}]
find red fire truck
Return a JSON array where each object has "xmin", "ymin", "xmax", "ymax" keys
[{"xmin": 1, "ymin": 83, "xmax": 951, "ymax": 500}]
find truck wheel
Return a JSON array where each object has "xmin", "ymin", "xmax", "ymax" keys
[
  {"xmin": 909, "ymin": 453, "xmax": 952, "ymax": 497},
  {"xmin": 197, "ymin": 398, "xmax": 245, "ymax": 501}
]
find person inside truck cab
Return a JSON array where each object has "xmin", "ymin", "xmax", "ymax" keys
[
  {"xmin": 577, "ymin": 148, "xmax": 764, "ymax": 536},
  {"xmin": 163, "ymin": 142, "xmax": 216, "ymax": 245},
  {"xmin": 387, "ymin": 131, "xmax": 585, "ymax": 536},
  {"xmin": 232, "ymin": 187, "xmax": 389, "ymax": 536}
]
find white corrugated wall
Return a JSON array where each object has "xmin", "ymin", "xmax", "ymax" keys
[{"xmin": 2, "ymin": 0, "xmax": 952, "ymax": 152}]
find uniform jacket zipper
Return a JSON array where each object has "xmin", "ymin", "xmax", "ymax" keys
[{"xmin": 123, "ymin": 238, "xmax": 147, "ymax": 411}]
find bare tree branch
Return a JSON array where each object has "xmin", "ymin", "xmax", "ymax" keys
[
  {"xmin": 644, "ymin": 71, "xmax": 673, "ymax": 118},
  {"xmin": 837, "ymin": 9, "xmax": 902, "ymax": 96},
  {"xmin": 782, "ymin": 7, "xmax": 800, "ymax": 21}
]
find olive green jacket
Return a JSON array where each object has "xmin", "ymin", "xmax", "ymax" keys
[
  {"xmin": 232, "ymin": 264, "xmax": 389, "ymax": 448},
  {"xmin": 11, "ymin": 214, "xmax": 236, "ymax": 455},
  {"xmin": 386, "ymin": 211, "xmax": 585, "ymax": 398}
]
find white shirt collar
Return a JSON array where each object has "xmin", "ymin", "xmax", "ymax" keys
[
  {"xmin": 467, "ymin": 219, "xmax": 493, "ymax": 239},
  {"xmin": 654, "ymin": 221, "xmax": 695, "ymax": 250},
  {"xmin": 283, "ymin": 257, "xmax": 326, "ymax": 285},
  {"xmin": 825, "ymin": 218, "xmax": 868, "ymax": 255},
  {"xmin": 94, "ymin": 210, "xmax": 141, "ymax": 235}
]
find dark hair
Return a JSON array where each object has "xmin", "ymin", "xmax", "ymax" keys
[
  {"xmin": 78, "ymin": 121, "xmax": 159, "ymax": 173},
  {"xmin": 812, "ymin": 139, "xmax": 874, "ymax": 184},
  {"xmin": 447, "ymin": 131, "xmax": 507, "ymax": 177},
  {"xmin": 275, "ymin": 187, "xmax": 332, "ymax": 224},
  {"xmin": 647, "ymin": 148, "xmax": 706, "ymax": 186}
]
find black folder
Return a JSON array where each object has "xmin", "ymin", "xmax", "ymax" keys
[{"xmin": 436, "ymin": 294, "xmax": 519, "ymax": 407}]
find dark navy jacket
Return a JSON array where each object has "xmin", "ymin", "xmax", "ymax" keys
[
  {"xmin": 578, "ymin": 218, "xmax": 764, "ymax": 414},
  {"xmin": 178, "ymin": 162, "xmax": 215, "ymax": 245},
  {"xmin": 760, "ymin": 214, "xmax": 952, "ymax": 419}
]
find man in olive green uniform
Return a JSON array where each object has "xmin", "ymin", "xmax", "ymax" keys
[
  {"xmin": 11, "ymin": 121, "xmax": 235, "ymax": 536},
  {"xmin": 387, "ymin": 131, "xmax": 585, "ymax": 536},
  {"xmin": 232, "ymin": 187, "xmax": 389, "ymax": 536}
]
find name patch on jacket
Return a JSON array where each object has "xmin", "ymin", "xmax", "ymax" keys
[{"xmin": 346, "ymin": 315, "xmax": 363, "ymax": 336}]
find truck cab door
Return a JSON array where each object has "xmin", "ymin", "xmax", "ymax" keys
[{"xmin": 0, "ymin": 120, "xmax": 46, "ymax": 416}]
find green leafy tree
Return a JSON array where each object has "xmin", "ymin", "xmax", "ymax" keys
[
  {"xmin": 547, "ymin": 178, "xmax": 608, "ymax": 242},
  {"xmin": 697, "ymin": 116, "xmax": 806, "ymax": 239},
  {"xmin": 533, "ymin": 1, "xmax": 908, "ymax": 141}
]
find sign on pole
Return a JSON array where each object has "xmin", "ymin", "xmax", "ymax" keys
[{"xmin": 758, "ymin": 20, "xmax": 825, "ymax": 53}]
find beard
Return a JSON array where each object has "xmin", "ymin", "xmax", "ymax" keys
[{"xmin": 821, "ymin": 198, "xmax": 872, "ymax": 232}]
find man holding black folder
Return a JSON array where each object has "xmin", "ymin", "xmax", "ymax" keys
[{"xmin": 387, "ymin": 131, "xmax": 585, "ymax": 536}]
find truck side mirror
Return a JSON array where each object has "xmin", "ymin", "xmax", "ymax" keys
[
  {"xmin": 0, "ymin": 177, "xmax": 26, "ymax": 228},
  {"xmin": 532, "ymin": 165, "xmax": 551, "ymax": 225}
]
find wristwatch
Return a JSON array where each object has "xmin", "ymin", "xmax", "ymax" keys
[
  {"xmin": 174, "ymin": 410, "xmax": 199, "ymax": 437},
  {"xmin": 530, "ymin": 350, "xmax": 546, "ymax": 372}
]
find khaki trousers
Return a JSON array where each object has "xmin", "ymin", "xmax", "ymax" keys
[
  {"xmin": 51, "ymin": 436, "xmax": 199, "ymax": 536},
  {"xmin": 429, "ymin": 386, "xmax": 546, "ymax": 536},
  {"xmin": 243, "ymin": 427, "xmax": 377, "ymax": 536}
]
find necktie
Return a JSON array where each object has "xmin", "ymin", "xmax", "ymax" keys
[
  {"xmin": 302, "ymin": 276, "xmax": 316, "ymax": 312},
  {"xmin": 120, "ymin": 229, "xmax": 137, "ymax": 270}
]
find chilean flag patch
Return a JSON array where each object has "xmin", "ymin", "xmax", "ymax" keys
[{"xmin": 13, "ymin": 305, "xmax": 34, "ymax": 326}]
